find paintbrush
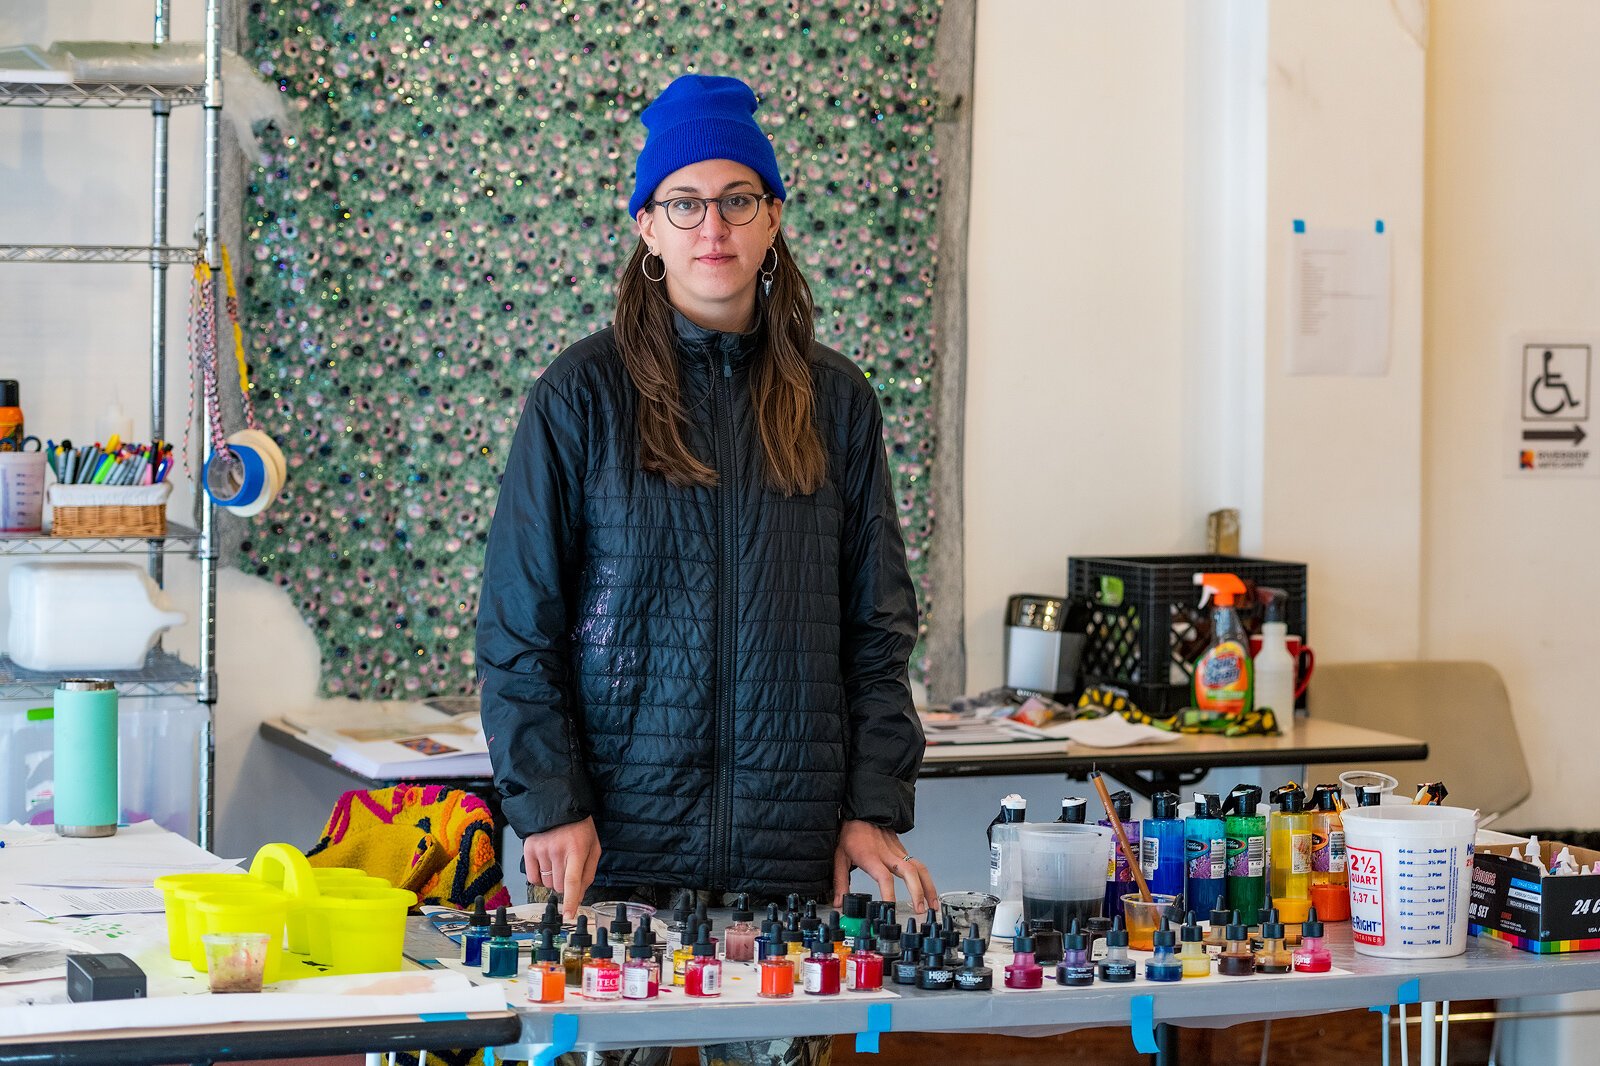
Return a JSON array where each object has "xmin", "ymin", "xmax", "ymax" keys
[{"xmin": 1089, "ymin": 767, "xmax": 1152, "ymax": 903}]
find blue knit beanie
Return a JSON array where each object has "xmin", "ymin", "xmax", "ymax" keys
[{"xmin": 628, "ymin": 74, "xmax": 786, "ymax": 218}]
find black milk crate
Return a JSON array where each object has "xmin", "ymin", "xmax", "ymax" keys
[{"xmin": 1065, "ymin": 554, "xmax": 1309, "ymax": 718}]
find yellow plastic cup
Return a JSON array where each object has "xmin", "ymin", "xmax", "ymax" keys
[
  {"xmin": 189, "ymin": 888, "xmax": 290, "ymax": 982},
  {"xmin": 249, "ymin": 843, "xmax": 321, "ymax": 954},
  {"xmin": 154, "ymin": 872, "xmax": 252, "ymax": 961},
  {"xmin": 175, "ymin": 879, "xmax": 281, "ymax": 964},
  {"xmin": 307, "ymin": 885, "xmax": 417, "ymax": 974}
]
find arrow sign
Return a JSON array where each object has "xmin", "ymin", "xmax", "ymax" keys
[{"xmin": 1523, "ymin": 425, "xmax": 1587, "ymax": 445}]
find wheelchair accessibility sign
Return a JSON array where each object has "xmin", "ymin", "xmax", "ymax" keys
[{"xmin": 1508, "ymin": 338, "xmax": 1596, "ymax": 477}]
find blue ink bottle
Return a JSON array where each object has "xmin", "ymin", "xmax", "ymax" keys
[
  {"xmin": 459, "ymin": 895, "xmax": 491, "ymax": 968},
  {"xmin": 483, "ymin": 904, "xmax": 519, "ymax": 978},
  {"xmin": 1144, "ymin": 918, "xmax": 1182, "ymax": 982}
]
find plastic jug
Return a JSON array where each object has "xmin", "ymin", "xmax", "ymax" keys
[
  {"xmin": 8, "ymin": 562, "xmax": 187, "ymax": 671},
  {"xmin": 1017, "ymin": 824, "xmax": 1115, "ymax": 934}
]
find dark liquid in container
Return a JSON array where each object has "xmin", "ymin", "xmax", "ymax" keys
[{"xmin": 1022, "ymin": 896, "xmax": 1102, "ymax": 931}]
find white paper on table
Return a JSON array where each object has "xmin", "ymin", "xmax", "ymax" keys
[
  {"xmin": 0, "ymin": 821, "xmax": 242, "ymax": 892},
  {"xmin": 1286, "ymin": 227, "xmax": 1391, "ymax": 376},
  {"xmin": 11, "ymin": 885, "xmax": 165, "ymax": 918},
  {"xmin": 1032, "ymin": 716, "xmax": 1184, "ymax": 748}
]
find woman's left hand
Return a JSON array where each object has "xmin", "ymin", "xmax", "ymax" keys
[{"xmin": 832, "ymin": 819, "xmax": 938, "ymax": 913}]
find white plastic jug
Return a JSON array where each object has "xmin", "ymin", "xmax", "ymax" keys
[
  {"xmin": 1342, "ymin": 804, "xmax": 1478, "ymax": 959},
  {"xmin": 8, "ymin": 562, "xmax": 187, "ymax": 671}
]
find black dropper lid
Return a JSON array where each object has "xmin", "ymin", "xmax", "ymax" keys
[
  {"xmin": 827, "ymin": 913, "xmax": 845, "ymax": 946},
  {"xmin": 568, "ymin": 914, "xmax": 592, "ymax": 949},
  {"xmin": 1357, "ymin": 785, "xmax": 1384, "ymax": 807},
  {"xmin": 787, "ymin": 893, "xmax": 802, "ymax": 913},
  {"xmin": 1260, "ymin": 908, "xmax": 1285, "ymax": 941},
  {"xmin": 940, "ymin": 908, "xmax": 957, "ymax": 942},
  {"xmin": 671, "ymin": 891, "xmax": 693, "ymax": 926},
  {"xmin": 1270, "ymin": 784, "xmax": 1306, "ymax": 813},
  {"xmin": 784, "ymin": 917, "xmax": 806, "ymax": 945},
  {"xmin": 1314, "ymin": 784, "xmax": 1342, "ymax": 811},
  {"xmin": 490, "ymin": 905, "xmax": 512, "ymax": 938},
  {"xmin": 1064, "ymin": 918, "xmax": 1087, "ymax": 951},
  {"xmin": 800, "ymin": 900, "xmax": 821, "ymax": 932},
  {"xmin": 591, "ymin": 927, "xmax": 615, "ymax": 961},
  {"xmin": 0, "ymin": 381, "xmax": 17, "ymax": 407},
  {"xmin": 876, "ymin": 918, "xmax": 901, "ymax": 943},
  {"xmin": 1153, "ymin": 918, "xmax": 1177, "ymax": 949},
  {"xmin": 1179, "ymin": 911, "xmax": 1203, "ymax": 943},
  {"xmin": 610, "ymin": 902, "xmax": 633, "ymax": 939},
  {"xmin": 843, "ymin": 892, "xmax": 870, "ymax": 919},
  {"xmin": 1059, "ymin": 796, "xmax": 1088, "ymax": 824},
  {"xmin": 1151, "ymin": 791, "xmax": 1180, "ymax": 820},
  {"xmin": 902, "ymin": 917, "xmax": 918, "ymax": 944},
  {"xmin": 732, "ymin": 894, "xmax": 754, "ymax": 923},
  {"xmin": 692, "ymin": 923, "xmax": 717, "ymax": 957},
  {"xmin": 1014, "ymin": 929, "xmax": 1036, "ymax": 954},
  {"xmin": 694, "ymin": 900, "xmax": 712, "ymax": 937},
  {"xmin": 1193, "ymin": 792, "xmax": 1222, "ymax": 819},
  {"xmin": 1105, "ymin": 916, "xmax": 1129, "ymax": 948},
  {"xmin": 1257, "ymin": 895, "xmax": 1275, "ymax": 928},
  {"xmin": 540, "ymin": 897, "xmax": 561, "ymax": 932},
  {"xmin": 1208, "ymin": 904, "xmax": 1232, "ymax": 928},
  {"xmin": 920, "ymin": 927, "xmax": 945, "ymax": 958},
  {"xmin": 766, "ymin": 902, "xmax": 781, "ymax": 925},
  {"xmin": 961, "ymin": 925, "xmax": 985, "ymax": 964},
  {"xmin": 1224, "ymin": 784, "xmax": 1262, "ymax": 816},
  {"xmin": 628, "ymin": 925, "xmax": 654, "ymax": 960},
  {"xmin": 1300, "ymin": 906, "xmax": 1325, "ymax": 939},
  {"xmin": 1224, "ymin": 911, "xmax": 1248, "ymax": 941},
  {"xmin": 1108, "ymin": 789, "xmax": 1132, "ymax": 822},
  {"xmin": 534, "ymin": 928, "xmax": 561, "ymax": 962},
  {"xmin": 812, "ymin": 931, "xmax": 834, "ymax": 955},
  {"xmin": 467, "ymin": 895, "xmax": 491, "ymax": 929}
]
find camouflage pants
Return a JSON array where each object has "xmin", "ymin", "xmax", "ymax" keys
[{"xmin": 532, "ymin": 885, "xmax": 832, "ymax": 1066}]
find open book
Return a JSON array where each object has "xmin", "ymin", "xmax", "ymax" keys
[{"xmin": 283, "ymin": 699, "xmax": 491, "ymax": 779}]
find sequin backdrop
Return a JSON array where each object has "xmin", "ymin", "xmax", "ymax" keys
[{"xmin": 244, "ymin": 0, "xmax": 943, "ymax": 697}]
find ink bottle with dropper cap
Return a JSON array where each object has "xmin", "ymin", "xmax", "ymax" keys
[
  {"xmin": 1203, "ymin": 904, "xmax": 1232, "ymax": 950},
  {"xmin": 607, "ymin": 902, "xmax": 633, "ymax": 948},
  {"xmin": 915, "ymin": 926, "xmax": 954, "ymax": 990},
  {"xmin": 529, "ymin": 929, "xmax": 566, "ymax": 1003},
  {"xmin": 483, "ymin": 905, "xmax": 519, "ymax": 979},
  {"xmin": 562, "ymin": 915, "xmax": 592, "ymax": 986},
  {"xmin": 684, "ymin": 924, "xmax": 723, "ymax": 997},
  {"xmin": 845, "ymin": 931, "xmax": 884, "ymax": 991},
  {"xmin": 1057, "ymin": 919, "xmax": 1095, "ymax": 987},
  {"xmin": 1027, "ymin": 918, "xmax": 1063, "ymax": 966},
  {"xmin": 674, "ymin": 903, "xmax": 713, "ymax": 986},
  {"xmin": 539, "ymin": 897, "xmax": 563, "ymax": 942},
  {"xmin": 663, "ymin": 890, "xmax": 693, "ymax": 954},
  {"xmin": 1179, "ymin": 912, "xmax": 1210, "ymax": 978},
  {"xmin": 622, "ymin": 926, "xmax": 659, "ymax": 1000},
  {"xmin": 892, "ymin": 917, "xmax": 921, "ymax": 984},
  {"xmin": 874, "ymin": 914, "xmax": 903, "ymax": 964},
  {"xmin": 840, "ymin": 892, "xmax": 872, "ymax": 939},
  {"xmin": 725, "ymin": 895, "xmax": 758, "ymax": 962},
  {"xmin": 1256, "ymin": 909, "xmax": 1293, "ymax": 973},
  {"xmin": 1292, "ymin": 906, "xmax": 1331, "ymax": 973},
  {"xmin": 954, "ymin": 925, "xmax": 993, "ymax": 991},
  {"xmin": 756, "ymin": 904, "xmax": 784, "ymax": 960},
  {"xmin": 460, "ymin": 895, "xmax": 492, "ymax": 967},
  {"xmin": 1144, "ymin": 919, "xmax": 1182, "ymax": 982},
  {"xmin": 1217, "ymin": 912, "xmax": 1256, "ymax": 976},
  {"xmin": 785, "ymin": 918, "xmax": 809, "ymax": 976},
  {"xmin": 1004, "ymin": 929, "xmax": 1043, "ymax": 989},
  {"xmin": 581, "ymin": 928, "xmax": 621, "ymax": 1000},
  {"xmin": 801, "ymin": 932, "xmax": 842, "ymax": 995},
  {"xmin": 1097, "ymin": 917, "xmax": 1136, "ymax": 982},
  {"xmin": 759, "ymin": 949, "xmax": 796, "ymax": 998},
  {"xmin": 800, "ymin": 900, "xmax": 823, "ymax": 947},
  {"xmin": 827, "ymin": 911, "xmax": 852, "ymax": 965}
]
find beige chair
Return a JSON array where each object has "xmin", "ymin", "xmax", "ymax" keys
[{"xmin": 1302, "ymin": 660, "xmax": 1532, "ymax": 824}]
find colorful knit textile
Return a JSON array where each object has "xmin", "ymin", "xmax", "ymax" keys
[{"xmin": 306, "ymin": 784, "xmax": 510, "ymax": 910}]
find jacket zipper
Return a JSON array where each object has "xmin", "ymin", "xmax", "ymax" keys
[{"xmin": 709, "ymin": 350, "xmax": 738, "ymax": 888}]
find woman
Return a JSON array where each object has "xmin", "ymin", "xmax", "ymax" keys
[{"xmin": 478, "ymin": 73, "xmax": 933, "ymax": 1005}]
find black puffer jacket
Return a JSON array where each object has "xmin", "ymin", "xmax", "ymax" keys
[{"xmin": 477, "ymin": 312, "xmax": 922, "ymax": 898}]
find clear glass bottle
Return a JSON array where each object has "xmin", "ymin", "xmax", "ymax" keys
[
  {"xmin": 1255, "ymin": 909, "xmax": 1293, "ymax": 973},
  {"xmin": 953, "ymin": 926, "xmax": 993, "ymax": 991},
  {"xmin": 561, "ymin": 915, "xmax": 592, "ymax": 987},
  {"xmin": 839, "ymin": 892, "xmax": 872, "ymax": 940},
  {"xmin": 1144, "ymin": 920, "xmax": 1182, "ymax": 982},
  {"xmin": 1056, "ymin": 920, "xmax": 1094, "ymax": 987},
  {"xmin": 621, "ymin": 927, "xmax": 659, "ymax": 1000},
  {"xmin": 460, "ymin": 895, "xmax": 491, "ymax": 968},
  {"xmin": 1203, "ymin": 905, "xmax": 1232, "ymax": 950},
  {"xmin": 684, "ymin": 924, "xmax": 722, "ymax": 997},
  {"xmin": 1292, "ymin": 907, "xmax": 1332, "ymax": 973},
  {"xmin": 724, "ymin": 895, "xmax": 758, "ymax": 962},
  {"xmin": 828, "ymin": 914, "xmax": 852, "ymax": 965},
  {"xmin": 1217, "ymin": 913, "xmax": 1256, "ymax": 976},
  {"xmin": 1096, "ymin": 917, "xmax": 1136, "ymax": 983},
  {"xmin": 528, "ymin": 929, "xmax": 566, "ymax": 1003},
  {"xmin": 845, "ymin": 935, "xmax": 884, "ymax": 992},
  {"xmin": 483, "ymin": 905, "xmax": 519, "ymax": 979},
  {"xmin": 1004, "ymin": 931, "xmax": 1043, "ymax": 990},
  {"xmin": 581, "ymin": 928, "xmax": 621, "ymax": 1000},
  {"xmin": 801, "ymin": 935, "xmax": 841, "ymax": 996},
  {"xmin": 1178, "ymin": 912, "xmax": 1211, "ymax": 978},
  {"xmin": 874, "ymin": 917, "xmax": 903, "ymax": 964},
  {"xmin": 758, "ymin": 955, "xmax": 795, "ymax": 998}
]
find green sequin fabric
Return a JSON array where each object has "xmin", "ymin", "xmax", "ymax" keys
[{"xmin": 244, "ymin": 0, "xmax": 943, "ymax": 697}]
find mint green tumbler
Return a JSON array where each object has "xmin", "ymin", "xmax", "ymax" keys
[{"xmin": 53, "ymin": 678, "xmax": 118, "ymax": 837}]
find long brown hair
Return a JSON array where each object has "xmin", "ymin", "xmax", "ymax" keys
[{"xmin": 613, "ymin": 229, "xmax": 827, "ymax": 496}]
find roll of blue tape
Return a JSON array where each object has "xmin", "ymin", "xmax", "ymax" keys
[{"xmin": 202, "ymin": 443, "xmax": 266, "ymax": 508}]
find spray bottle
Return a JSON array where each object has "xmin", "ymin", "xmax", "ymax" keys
[
  {"xmin": 1223, "ymin": 785, "xmax": 1267, "ymax": 917},
  {"xmin": 1268, "ymin": 784, "xmax": 1314, "ymax": 924},
  {"xmin": 1254, "ymin": 587, "xmax": 1297, "ymax": 717},
  {"xmin": 1191, "ymin": 573, "xmax": 1253, "ymax": 724},
  {"xmin": 1184, "ymin": 792, "xmax": 1227, "ymax": 916}
]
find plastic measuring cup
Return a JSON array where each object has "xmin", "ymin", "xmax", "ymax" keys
[
  {"xmin": 1017, "ymin": 824, "xmax": 1115, "ymax": 937},
  {"xmin": 1342, "ymin": 804, "xmax": 1478, "ymax": 959}
]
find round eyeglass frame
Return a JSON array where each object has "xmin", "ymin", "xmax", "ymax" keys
[{"xmin": 644, "ymin": 192, "xmax": 775, "ymax": 230}]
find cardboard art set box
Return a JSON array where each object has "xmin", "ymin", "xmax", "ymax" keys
[{"xmin": 1470, "ymin": 839, "xmax": 1600, "ymax": 953}]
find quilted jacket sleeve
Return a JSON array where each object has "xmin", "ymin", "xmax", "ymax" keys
[
  {"xmin": 477, "ymin": 376, "xmax": 596, "ymax": 837},
  {"xmin": 838, "ymin": 382, "xmax": 924, "ymax": 832}
]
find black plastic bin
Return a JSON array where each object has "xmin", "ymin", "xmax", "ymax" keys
[{"xmin": 1066, "ymin": 553, "xmax": 1309, "ymax": 717}]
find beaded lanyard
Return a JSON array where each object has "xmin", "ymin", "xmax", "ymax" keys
[{"xmin": 185, "ymin": 248, "xmax": 262, "ymax": 484}]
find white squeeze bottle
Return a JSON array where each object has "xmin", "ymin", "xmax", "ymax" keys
[{"xmin": 1254, "ymin": 587, "xmax": 1296, "ymax": 718}]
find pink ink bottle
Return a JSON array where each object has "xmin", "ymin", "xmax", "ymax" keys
[
  {"xmin": 1004, "ymin": 930, "xmax": 1044, "ymax": 990},
  {"xmin": 1292, "ymin": 906, "xmax": 1332, "ymax": 973}
]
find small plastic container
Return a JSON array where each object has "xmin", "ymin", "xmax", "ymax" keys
[
  {"xmin": 1119, "ymin": 892, "xmax": 1182, "ymax": 952},
  {"xmin": 203, "ymin": 932, "xmax": 270, "ymax": 993},
  {"xmin": 1338, "ymin": 770, "xmax": 1399, "ymax": 808},
  {"xmin": 937, "ymin": 891, "xmax": 999, "ymax": 948}
]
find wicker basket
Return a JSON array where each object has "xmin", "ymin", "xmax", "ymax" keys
[{"xmin": 48, "ymin": 482, "xmax": 173, "ymax": 538}]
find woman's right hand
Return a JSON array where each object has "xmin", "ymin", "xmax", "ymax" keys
[{"xmin": 524, "ymin": 817, "xmax": 601, "ymax": 921}]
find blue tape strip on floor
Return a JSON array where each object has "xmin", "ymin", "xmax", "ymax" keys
[
  {"xmin": 533, "ymin": 1013, "xmax": 579, "ymax": 1066},
  {"xmin": 855, "ymin": 1002, "xmax": 894, "ymax": 1053},
  {"xmin": 1130, "ymin": 995, "xmax": 1158, "ymax": 1054}
]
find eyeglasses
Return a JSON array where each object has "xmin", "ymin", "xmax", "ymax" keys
[{"xmin": 645, "ymin": 192, "xmax": 774, "ymax": 230}]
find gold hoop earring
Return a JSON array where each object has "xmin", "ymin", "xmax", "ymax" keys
[
  {"xmin": 760, "ymin": 245, "xmax": 777, "ymax": 297},
  {"xmin": 642, "ymin": 250, "xmax": 665, "ymax": 283}
]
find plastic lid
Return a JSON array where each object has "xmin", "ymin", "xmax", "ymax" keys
[
  {"xmin": 1060, "ymin": 797, "xmax": 1087, "ymax": 823},
  {"xmin": 1153, "ymin": 919, "xmax": 1176, "ymax": 949},
  {"xmin": 540, "ymin": 898, "xmax": 561, "ymax": 930},
  {"xmin": 785, "ymin": 922, "xmax": 806, "ymax": 945},
  {"xmin": 920, "ymin": 931, "xmax": 945, "ymax": 956},
  {"xmin": 1314, "ymin": 785, "xmax": 1342, "ymax": 811},
  {"xmin": 1109, "ymin": 789, "xmax": 1132, "ymax": 822},
  {"xmin": 962, "ymin": 924, "xmax": 986, "ymax": 960},
  {"xmin": 1028, "ymin": 917, "xmax": 1057, "ymax": 935},
  {"xmin": 800, "ymin": 901, "xmax": 821, "ymax": 930},
  {"xmin": 732, "ymin": 894, "xmax": 754, "ymax": 923},
  {"xmin": 1105, "ymin": 917, "xmax": 1128, "ymax": 947},
  {"xmin": 0, "ymin": 381, "xmax": 18, "ymax": 407},
  {"xmin": 568, "ymin": 914, "xmax": 592, "ymax": 949},
  {"xmin": 1357, "ymin": 785, "xmax": 1384, "ymax": 807},
  {"xmin": 843, "ymin": 892, "xmax": 870, "ymax": 919},
  {"xmin": 1085, "ymin": 916, "xmax": 1113, "ymax": 938},
  {"xmin": 1260, "ymin": 586, "xmax": 1288, "ymax": 622},
  {"xmin": 1225, "ymin": 785, "xmax": 1262, "ymax": 816},
  {"xmin": 671, "ymin": 891, "xmax": 694, "ymax": 924},
  {"xmin": 1271, "ymin": 784, "xmax": 1306, "ymax": 813},
  {"xmin": 591, "ymin": 927, "xmax": 614, "ymax": 960},
  {"xmin": 1260, "ymin": 909, "xmax": 1285, "ymax": 940},
  {"xmin": 812, "ymin": 933, "xmax": 834, "ymax": 955},
  {"xmin": 877, "ymin": 920, "xmax": 901, "ymax": 942},
  {"xmin": 1002, "ymin": 793, "xmax": 1027, "ymax": 813},
  {"xmin": 1064, "ymin": 919, "xmax": 1086, "ymax": 951},
  {"xmin": 1223, "ymin": 911, "xmax": 1247, "ymax": 940},
  {"xmin": 535, "ymin": 929, "xmax": 561, "ymax": 963},
  {"xmin": 1209, "ymin": 904, "xmax": 1231, "ymax": 927},
  {"xmin": 1301, "ymin": 906, "xmax": 1325, "ymax": 939},
  {"xmin": 1179, "ymin": 912, "xmax": 1203, "ymax": 943},
  {"xmin": 786, "ymin": 893, "xmax": 802, "ymax": 913},
  {"xmin": 692, "ymin": 923, "xmax": 716, "ymax": 957},
  {"xmin": 490, "ymin": 905, "xmax": 512, "ymax": 938},
  {"xmin": 902, "ymin": 917, "xmax": 918, "ymax": 942},
  {"xmin": 610, "ymin": 902, "xmax": 634, "ymax": 936},
  {"xmin": 852, "ymin": 933, "xmax": 876, "ymax": 952},
  {"xmin": 1151, "ymin": 791, "xmax": 1180, "ymax": 820},
  {"xmin": 1014, "ymin": 932, "xmax": 1036, "ymax": 954},
  {"xmin": 1193, "ymin": 792, "xmax": 1222, "ymax": 818},
  {"xmin": 628, "ymin": 926, "xmax": 654, "ymax": 960},
  {"xmin": 468, "ymin": 895, "xmax": 491, "ymax": 927}
]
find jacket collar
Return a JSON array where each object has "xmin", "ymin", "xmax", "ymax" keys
[{"xmin": 672, "ymin": 308, "xmax": 763, "ymax": 372}]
